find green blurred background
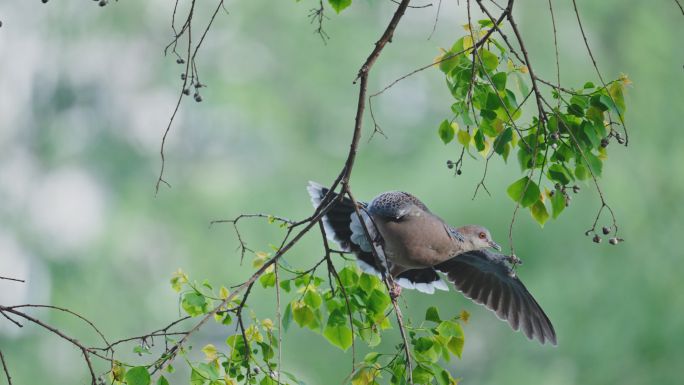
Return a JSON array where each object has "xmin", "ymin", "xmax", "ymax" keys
[{"xmin": 1, "ymin": 1, "xmax": 683, "ymax": 384}]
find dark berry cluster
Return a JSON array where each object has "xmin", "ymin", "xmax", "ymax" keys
[{"xmin": 586, "ymin": 226, "xmax": 623, "ymax": 245}]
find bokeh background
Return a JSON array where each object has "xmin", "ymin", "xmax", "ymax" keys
[{"xmin": 1, "ymin": 1, "xmax": 683, "ymax": 384}]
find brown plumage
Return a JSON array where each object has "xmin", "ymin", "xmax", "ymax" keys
[{"xmin": 307, "ymin": 182, "xmax": 557, "ymax": 345}]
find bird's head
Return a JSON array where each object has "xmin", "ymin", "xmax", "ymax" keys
[{"xmin": 458, "ymin": 225, "xmax": 501, "ymax": 252}]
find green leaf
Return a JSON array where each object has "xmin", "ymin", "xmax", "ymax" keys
[
  {"xmin": 279, "ymin": 279, "xmax": 292, "ymax": 292},
  {"xmin": 506, "ymin": 177, "xmax": 540, "ymax": 208},
  {"xmin": 479, "ymin": 119, "xmax": 498, "ymax": 137},
  {"xmin": 359, "ymin": 273, "xmax": 378, "ymax": 292},
  {"xmin": 425, "ymin": 306, "xmax": 441, "ymax": 323},
  {"xmin": 367, "ymin": 289, "xmax": 391, "ymax": 320},
  {"xmin": 447, "ymin": 335, "xmax": 465, "ymax": 359},
  {"xmin": 304, "ymin": 290, "xmax": 322, "ymax": 309},
  {"xmin": 584, "ymin": 151, "xmax": 603, "ymax": 177},
  {"xmin": 530, "ymin": 200, "xmax": 549, "ymax": 227},
  {"xmin": 434, "ymin": 368, "xmax": 453, "ymax": 385},
  {"xmin": 363, "ymin": 352, "xmax": 381, "ymax": 364},
  {"xmin": 608, "ymin": 81, "xmax": 626, "ymax": 115},
  {"xmin": 439, "ymin": 38, "xmax": 467, "ymax": 74},
  {"xmin": 412, "ymin": 365, "xmax": 434, "ymax": 384},
  {"xmin": 480, "ymin": 108, "xmax": 498, "ymax": 122},
  {"xmin": 328, "ymin": 0, "xmax": 352, "ymax": 14},
  {"xmin": 473, "ymin": 128, "xmax": 486, "ymax": 152},
  {"xmin": 568, "ymin": 104, "xmax": 584, "ymax": 117},
  {"xmin": 196, "ymin": 363, "xmax": 220, "ymax": 381},
  {"xmin": 492, "ymin": 72, "xmax": 507, "ymax": 91},
  {"xmin": 478, "ymin": 19, "xmax": 494, "ymax": 27},
  {"xmin": 323, "ymin": 324, "xmax": 353, "ymax": 350},
  {"xmin": 327, "ymin": 308, "xmax": 347, "ymax": 326},
  {"xmin": 457, "ymin": 129, "xmax": 471, "ymax": 147},
  {"xmin": 436, "ymin": 320, "xmax": 463, "ymax": 338},
  {"xmin": 478, "ymin": 49, "xmax": 499, "ymax": 72},
  {"xmin": 581, "ymin": 121, "xmax": 601, "ymax": 148},
  {"xmin": 292, "ymin": 302, "xmax": 315, "ymax": 328},
  {"xmin": 338, "ymin": 267, "xmax": 358, "ymax": 287},
  {"xmin": 575, "ymin": 163, "xmax": 589, "ymax": 180},
  {"xmin": 502, "ymin": 142, "xmax": 511, "ymax": 162},
  {"xmin": 551, "ymin": 190, "xmax": 566, "ymax": 218},
  {"xmin": 190, "ymin": 369, "xmax": 205, "ymax": 385},
  {"xmin": 547, "ymin": 164, "xmax": 571, "ymax": 185},
  {"xmin": 438, "ymin": 119, "xmax": 456, "ymax": 144},
  {"xmin": 514, "ymin": 72, "xmax": 530, "ymax": 97},
  {"xmin": 259, "ymin": 271, "xmax": 276, "ymax": 288},
  {"xmin": 493, "ymin": 127, "xmax": 512, "ymax": 155},
  {"xmin": 282, "ymin": 303, "xmax": 293, "ymax": 332},
  {"xmin": 182, "ymin": 292, "xmax": 208, "ymax": 317},
  {"xmin": 125, "ymin": 367, "xmax": 151, "ymax": 385},
  {"xmin": 589, "ymin": 94, "xmax": 609, "ymax": 111},
  {"xmin": 157, "ymin": 375, "xmax": 170, "ymax": 385}
]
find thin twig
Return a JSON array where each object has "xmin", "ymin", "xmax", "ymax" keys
[
  {"xmin": 0, "ymin": 349, "xmax": 12, "ymax": 385},
  {"xmin": 676, "ymin": 0, "xmax": 684, "ymax": 15},
  {"xmin": 427, "ymin": 0, "xmax": 442, "ymax": 40},
  {"xmin": 0, "ymin": 276, "xmax": 24, "ymax": 283},
  {"xmin": 319, "ymin": 222, "xmax": 356, "ymax": 371},
  {"xmin": 571, "ymin": 0, "xmax": 628, "ymax": 145},
  {"xmin": 274, "ymin": 262, "xmax": 282, "ymax": 385}
]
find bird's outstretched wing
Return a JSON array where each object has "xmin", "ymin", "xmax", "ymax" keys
[{"xmin": 435, "ymin": 250, "xmax": 557, "ymax": 345}]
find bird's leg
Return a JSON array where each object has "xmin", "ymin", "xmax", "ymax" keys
[
  {"xmin": 388, "ymin": 265, "xmax": 404, "ymax": 299},
  {"xmin": 389, "ymin": 282, "xmax": 402, "ymax": 299},
  {"xmin": 506, "ymin": 254, "xmax": 523, "ymax": 265}
]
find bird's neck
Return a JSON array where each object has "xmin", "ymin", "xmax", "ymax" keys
[{"xmin": 454, "ymin": 226, "xmax": 478, "ymax": 252}]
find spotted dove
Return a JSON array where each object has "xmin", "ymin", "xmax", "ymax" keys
[{"xmin": 307, "ymin": 182, "xmax": 557, "ymax": 345}]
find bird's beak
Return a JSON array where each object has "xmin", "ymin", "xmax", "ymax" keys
[{"xmin": 489, "ymin": 240, "xmax": 502, "ymax": 251}]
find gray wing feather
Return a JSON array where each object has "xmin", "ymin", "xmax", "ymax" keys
[{"xmin": 436, "ymin": 250, "xmax": 557, "ymax": 345}]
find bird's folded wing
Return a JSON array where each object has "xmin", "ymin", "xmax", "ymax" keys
[{"xmin": 435, "ymin": 250, "xmax": 557, "ymax": 345}]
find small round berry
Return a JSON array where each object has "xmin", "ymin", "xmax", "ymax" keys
[
  {"xmin": 446, "ymin": 160, "xmax": 454, "ymax": 169},
  {"xmin": 572, "ymin": 185, "xmax": 580, "ymax": 193},
  {"xmin": 456, "ymin": 169, "xmax": 462, "ymax": 175},
  {"xmin": 194, "ymin": 93, "xmax": 203, "ymax": 102},
  {"xmin": 585, "ymin": 230, "xmax": 592, "ymax": 236},
  {"xmin": 183, "ymin": 88, "xmax": 190, "ymax": 95},
  {"xmin": 554, "ymin": 183, "xmax": 561, "ymax": 190},
  {"xmin": 592, "ymin": 234, "xmax": 602, "ymax": 243},
  {"xmin": 551, "ymin": 132, "xmax": 559, "ymax": 141},
  {"xmin": 42, "ymin": 0, "xmax": 48, "ymax": 3},
  {"xmin": 609, "ymin": 237, "xmax": 618, "ymax": 245},
  {"xmin": 551, "ymin": 143, "xmax": 558, "ymax": 150},
  {"xmin": 99, "ymin": 0, "xmax": 107, "ymax": 6},
  {"xmin": 601, "ymin": 138, "xmax": 609, "ymax": 148},
  {"xmin": 180, "ymin": 73, "xmax": 186, "ymax": 80},
  {"xmin": 617, "ymin": 137, "xmax": 625, "ymax": 144},
  {"xmin": 549, "ymin": 190, "xmax": 555, "ymax": 197},
  {"xmin": 602, "ymin": 226, "xmax": 611, "ymax": 235},
  {"xmin": 176, "ymin": 58, "xmax": 185, "ymax": 64}
]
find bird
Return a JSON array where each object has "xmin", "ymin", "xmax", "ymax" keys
[{"xmin": 307, "ymin": 181, "xmax": 557, "ymax": 345}]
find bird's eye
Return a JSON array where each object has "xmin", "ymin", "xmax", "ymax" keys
[{"xmin": 479, "ymin": 232, "xmax": 486, "ymax": 239}]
